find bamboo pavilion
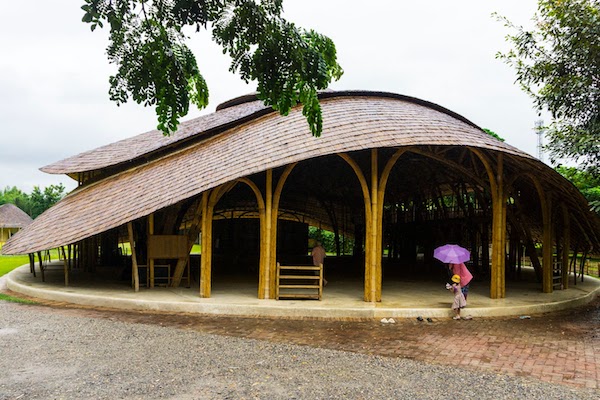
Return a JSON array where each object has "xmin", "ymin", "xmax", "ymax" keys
[{"xmin": 3, "ymin": 91, "xmax": 599, "ymax": 302}]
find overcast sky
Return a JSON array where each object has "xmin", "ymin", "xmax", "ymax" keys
[{"xmin": 0, "ymin": 0, "xmax": 545, "ymax": 193}]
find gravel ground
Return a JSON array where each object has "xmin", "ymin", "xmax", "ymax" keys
[{"xmin": 0, "ymin": 301, "xmax": 597, "ymax": 400}]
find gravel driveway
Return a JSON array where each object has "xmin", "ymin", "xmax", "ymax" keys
[{"xmin": 1, "ymin": 301, "xmax": 597, "ymax": 400}]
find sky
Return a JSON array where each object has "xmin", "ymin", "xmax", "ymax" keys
[{"xmin": 0, "ymin": 0, "xmax": 546, "ymax": 193}]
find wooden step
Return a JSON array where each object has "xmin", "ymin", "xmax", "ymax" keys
[
  {"xmin": 278, "ymin": 266, "xmax": 321, "ymax": 271},
  {"xmin": 278, "ymin": 284, "xmax": 320, "ymax": 289},
  {"xmin": 277, "ymin": 294, "xmax": 320, "ymax": 299},
  {"xmin": 279, "ymin": 275, "xmax": 320, "ymax": 280}
]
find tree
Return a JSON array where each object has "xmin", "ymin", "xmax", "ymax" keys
[
  {"xmin": 496, "ymin": 0, "xmax": 600, "ymax": 175},
  {"xmin": 0, "ymin": 185, "xmax": 66, "ymax": 219},
  {"xmin": 0, "ymin": 186, "xmax": 30, "ymax": 214},
  {"xmin": 28, "ymin": 185, "xmax": 66, "ymax": 219},
  {"xmin": 81, "ymin": 0, "xmax": 343, "ymax": 136},
  {"xmin": 556, "ymin": 165, "xmax": 600, "ymax": 215}
]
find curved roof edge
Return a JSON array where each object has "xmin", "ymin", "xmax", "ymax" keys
[
  {"xmin": 43, "ymin": 90, "xmax": 484, "ymax": 177},
  {"xmin": 218, "ymin": 90, "xmax": 483, "ymax": 131}
]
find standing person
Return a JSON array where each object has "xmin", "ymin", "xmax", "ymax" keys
[
  {"xmin": 311, "ymin": 241, "xmax": 327, "ymax": 286},
  {"xmin": 446, "ymin": 274, "xmax": 466, "ymax": 319},
  {"xmin": 449, "ymin": 262, "xmax": 473, "ymax": 300}
]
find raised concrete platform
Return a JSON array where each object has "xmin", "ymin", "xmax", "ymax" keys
[{"xmin": 5, "ymin": 263, "xmax": 600, "ymax": 319}]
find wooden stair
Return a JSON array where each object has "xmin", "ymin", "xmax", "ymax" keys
[{"xmin": 276, "ymin": 263, "xmax": 323, "ymax": 300}]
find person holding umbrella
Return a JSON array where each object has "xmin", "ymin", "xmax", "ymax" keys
[
  {"xmin": 449, "ymin": 261, "xmax": 473, "ymax": 300},
  {"xmin": 434, "ymin": 244, "xmax": 473, "ymax": 300}
]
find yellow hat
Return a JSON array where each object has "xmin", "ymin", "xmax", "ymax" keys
[{"xmin": 451, "ymin": 274, "xmax": 461, "ymax": 283}]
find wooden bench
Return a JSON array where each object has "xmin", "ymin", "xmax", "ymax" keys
[{"xmin": 276, "ymin": 262, "xmax": 323, "ymax": 300}]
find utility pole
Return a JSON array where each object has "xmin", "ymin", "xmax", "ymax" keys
[{"xmin": 534, "ymin": 120, "xmax": 545, "ymax": 162}]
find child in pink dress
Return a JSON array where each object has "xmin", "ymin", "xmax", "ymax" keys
[{"xmin": 446, "ymin": 274, "xmax": 466, "ymax": 319}]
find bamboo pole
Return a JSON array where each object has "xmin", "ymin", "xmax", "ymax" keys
[
  {"xmin": 377, "ymin": 149, "xmax": 406, "ymax": 300},
  {"xmin": 199, "ymin": 191, "xmax": 211, "ymax": 297},
  {"xmin": 127, "ymin": 222, "xmax": 139, "ymax": 292},
  {"xmin": 148, "ymin": 213, "xmax": 155, "ymax": 288},
  {"xmin": 542, "ymin": 196, "xmax": 553, "ymax": 293},
  {"xmin": 265, "ymin": 169, "xmax": 273, "ymax": 298},
  {"xmin": 470, "ymin": 149, "xmax": 505, "ymax": 299},
  {"xmin": 38, "ymin": 251, "xmax": 44, "ymax": 282},
  {"xmin": 236, "ymin": 177, "xmax": 267, "ymax": 299},
  {"xmin": 61, "ymin": 246, "xmax": 69, "ymax": 286},
  {"xmin": 339, "ymin": 153, "xmax": 373, "ymax": 302},
  {"xmin": 561, "ymin": 205, "xmax": 570, "ymax": 290},
  {"xmin": 370, "ymin": 149, "xmax": 379, "ymax": 302}
]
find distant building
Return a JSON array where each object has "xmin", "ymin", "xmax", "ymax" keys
[{"xmin": 0, "ymin": 203, "xmax": 33, "ymax": 245}]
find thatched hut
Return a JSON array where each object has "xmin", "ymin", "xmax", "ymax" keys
[
  {"xmin": 0, "ymin": 203, "xmax": 32, "ymax": 245},
  {"xmin": 3, "ymin": 91, "xmax": 599, "ymax": 302}
]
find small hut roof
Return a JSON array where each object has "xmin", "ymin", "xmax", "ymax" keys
[
  {"xmin": 0, "ymin": 204, "xmax": 33, "ymax": 229},
  {"xmin": 3, "ymin": 91, "xmax": 599, "ymax": 254}
]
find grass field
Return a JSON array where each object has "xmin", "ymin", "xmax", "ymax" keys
[
  {"xmin": 0, "ymin": 247, "xmax": 61, "ymax": 278},
  {"xmin": 0, "ymin": 255, "xmax": 29, "ymax": 277}
]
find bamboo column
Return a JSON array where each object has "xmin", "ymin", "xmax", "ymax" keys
[
  {"xmin": 267, "ymin": 164, "xmax": 296, "ymax": 299},
  {"xmin": 127, "ymin": 222, "xmax": 139, "ymax": 292},
  {"xmin": 339, "ymin": 153, "xmax": 373, "ymax": 301},
  {"xmin": 199, "ymin": 191, "xmax": 212, "ymax": 297},
  {"xmin": 61, "ymin": 246, "xmax": 69, "ymax": 286},
  {"xmin": 561, "ymin": 205, "xmax": 570, "ymax": 290},
  {"xmin": 491, "ymin": 154, "xmax": 507, "ymax": 298},
  {"xmin": 469, "ymin": 149, "xmax": 506, "ymax": 299},
  {"xmin": 265, "ymin": 170, "xmax": 273, "ymax": 298},
  {"xmin": 369, "ymin": 149, "xmax": 379, "ymax": 302},
  {"xmin": 235, "ymin": 177, "xmax": 268, "ymax": 299},
  {"xmin": 542, "ymin": 196, "xmax": 553, "ymax": 293},
  {"xmin": 148, "ymin": 213, "xmax": 155, "ymax": 288}
]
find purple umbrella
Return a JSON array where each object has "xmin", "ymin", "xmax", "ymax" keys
[{"xmin": 433, "ymin": 244, "xmax": 470, "ymax": 264}]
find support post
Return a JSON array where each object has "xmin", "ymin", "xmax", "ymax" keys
[
  {"xmin": 561, "ymin": 205, "xmax": 570, "ymax": 289},
  {"xmin": 148, "ymin": 213, "xmax": 155, "ymax": 288},
  {"xmin": 469, "ymin": 148, "xmax": 506, "ymax": 299},
  {"xmin": 542, "ymin": 196, "xmax": 553, "ymax": 293},
  {"xmin": 127, "ymin": 222, "xmax": 139, "ymax": 292},
  {"xmin": 199, "ymin": 191, "xmax": 211, "ymax": 297},
  {"xmin": 370, "ymin": 149, "xmax": 380, "ymax": 302}
]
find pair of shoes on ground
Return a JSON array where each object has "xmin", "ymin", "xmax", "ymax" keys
[
  {"xmin": 380, "ymin": 317, "xmax": 396, "ymax": 324},
  {"xmin": 417, "ymin": 316, "xmax": 434, "ymax": 322},
  {"xmin": 453, "ymin": 316, "xmax": 461, "ymax": 320}
]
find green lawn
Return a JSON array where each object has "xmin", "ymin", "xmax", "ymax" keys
[
  {"xmin": 0, "ymin": 248, "xmax": 61, "ymax": 278},
  {"xmin": 0, "ymin": 255, "xmax": 29, "ymax": 277}
]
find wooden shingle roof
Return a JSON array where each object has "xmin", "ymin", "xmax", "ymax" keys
[
  {"xmin": 0, "ymin": 204, "xmax": 33, "ymax": 229},
  {"xmin": 3, "ymin": 91, "xmax": 598, "ymax": 254}
]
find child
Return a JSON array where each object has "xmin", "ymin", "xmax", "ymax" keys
[{"xmin": 446, "ymin": 274, "xmax": 466, "ymax": 319}]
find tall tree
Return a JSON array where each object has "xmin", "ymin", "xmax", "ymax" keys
[
  {"xmin": 28, "ymin": 185, "xmax": 66, "ymax": 219},
  {"xmin": 1, "ymin": 185, "xmax": 66, "ymax": 219},
  {"xmin": 81, "ymin": 0, "xmax": 343, "ymax": 136},
  {"xmin": 496, "ymin": 0, "xmax": 600, "ymax": 175},
  {"xmin": 556, "ymin": 166, "xmax": 600, "ymax": 215},
  {"xmin": 0, "ymin": 186, "xmax": 30, "ymax": 214}
]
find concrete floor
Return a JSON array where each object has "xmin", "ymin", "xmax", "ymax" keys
[{"xmin": 5, "ymin": 262, "xmax": 600, "ymax": 319}]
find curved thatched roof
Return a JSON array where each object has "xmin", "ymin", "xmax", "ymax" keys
[
  {"xmin": 3, "ymin": 91, "xmax": 599, "ymax": 254},
  {"xmin": 0, "ymin": 204, "xmax": 33, "ymax": 229}
]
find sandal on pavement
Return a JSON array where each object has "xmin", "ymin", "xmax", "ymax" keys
[{"xmin": 453, "ymin": 316, "xmax": 461, "ymax": 320}]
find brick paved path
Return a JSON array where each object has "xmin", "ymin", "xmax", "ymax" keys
[{"xmin": 14, "ymin": 293, "xmax": 597, "ymax": 392}]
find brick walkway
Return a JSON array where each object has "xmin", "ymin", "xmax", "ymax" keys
[{"xmin": 17, "ymin": 294, "xmax": 599, "ymax": 391}]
